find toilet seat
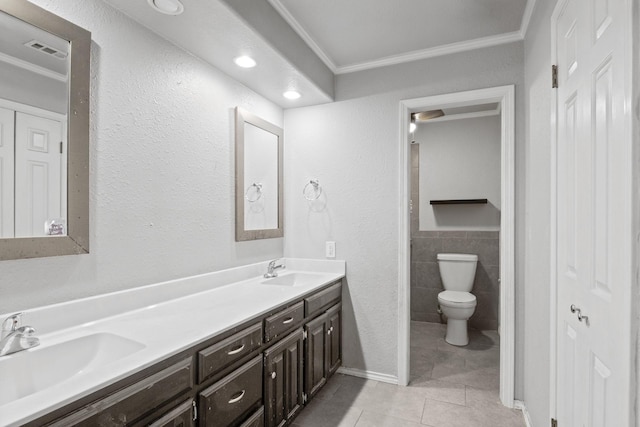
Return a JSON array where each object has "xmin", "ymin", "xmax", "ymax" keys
[{"xmin": 438, "ymin": 291, "xmax": 477, "ymax": 308}]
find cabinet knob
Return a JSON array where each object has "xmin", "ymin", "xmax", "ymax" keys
[
  {"xmin": 327, "ymin": 329, "xmax": 331, "ymax": 335},
  {"xmin": 271, "ymin": 372, "xmax": 276, "ymax": 379}
]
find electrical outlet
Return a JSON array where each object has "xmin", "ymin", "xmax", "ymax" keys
[{"xmin": 325, "ymin": 241, "xmax": 336, "ymax": 258}]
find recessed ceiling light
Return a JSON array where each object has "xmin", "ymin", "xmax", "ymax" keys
[
  {"xmin": 234, "ymin": 56, "xmax": 257, "ymax": 68},
  {"xmin": 147, "ymin": 0, "xmax": 184, "ymax": 15},
  {"xmin": 283, "ymin": 90, "xmax": 301, "ymax": 100}
]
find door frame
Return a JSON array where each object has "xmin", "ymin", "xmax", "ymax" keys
[{"xmin": 397, "ymin": 85, "xmax": 516, "ymax": 407}]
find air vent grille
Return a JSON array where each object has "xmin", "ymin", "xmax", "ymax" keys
[{"xmin": 25, "ymin": 40, "xmax": 67, "ymax": 59}]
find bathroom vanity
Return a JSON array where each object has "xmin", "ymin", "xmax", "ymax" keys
[{"xmin": 0, "ymin": 259, "xmax": 344, "ymax": 427}]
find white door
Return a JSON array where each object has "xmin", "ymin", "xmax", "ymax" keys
[
  {"xmin": 0, "ymin": 107, "xmax": 15, "ymax": 238},
  {"xmin": 14, "ymin": 111, "xmax": 63, "ymax": 237},
  {"xmin": 553, "ymin": 0, "xmax": 633, "ymax": 425}
]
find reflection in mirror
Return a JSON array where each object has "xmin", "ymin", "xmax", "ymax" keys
[
  {"xmin": 235, "ymin": 108, "xmax": 283, "ymax": 241},
  {"xmin": 0, "ymin": 10, "xmax": 69, "ymax": 238},
  {"xmin": 0, "ymin": 0, "xmax": 90, "ymax": 260}
]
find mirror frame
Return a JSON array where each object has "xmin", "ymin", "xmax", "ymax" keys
[
  {"xmin": 0, "ymin": 0, "xmax": 90, "ymax": 260},
  {"xmin": 235, "ymin": 107, "xmax": 283, "ymax": 241}
]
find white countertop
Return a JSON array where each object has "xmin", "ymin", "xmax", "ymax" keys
[{"xmin": 0, "ymin": 258, "xmax": 345, "ymax": 427}]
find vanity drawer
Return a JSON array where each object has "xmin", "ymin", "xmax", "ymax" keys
[
  {"xmin": 264, "ymin": 301, "xmax": 304, "ymax": 342},
  {"xmin": 48, "ymin": 357, "xmax": 194, "ymax": 427},
  {"xmin": 199, "ymin": 355, "xmax": 263, "ymax": 427},
  {"xmin": 148, "ymin": 399, "xmax": 195, "ymax": 427},
  {"xmin": 198, "ymin": 322, "xmax": 262, "ymax": 383},
  {"xmin": 305, "ymin": 281, "xmax": 342, "ymax": 317}
]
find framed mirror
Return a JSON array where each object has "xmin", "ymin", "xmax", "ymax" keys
[
  {"xmin": 0, "ymin": 0, "xmax": 90, "ymax": 260},
  {"xmin": 235, "ymin": 107, "xmax": 283, "ymax": 241}
]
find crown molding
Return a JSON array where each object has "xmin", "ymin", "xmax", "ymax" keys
[
  {"xmin": 268, "ymin": 0, "xmax": 339, "ymax": 73},
  {"xmin": 335, "ymin": 31, "xmax": 523, "ymax": 74},
  {"xmin": 0, "ymin": 51, "xmax": 67, "ymax": 82},
  {"xmin": 270, "ymin": 0, "xmax": 532, "ymax": 75}
]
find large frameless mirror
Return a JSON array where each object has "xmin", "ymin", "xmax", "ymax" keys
[
  {"xmin": 235, "ymin": 107, "xmax": 283, "ymax": 241},
  {"xmin": 0, "ymin": 0, "xmax": 90, "ymax": 260}
]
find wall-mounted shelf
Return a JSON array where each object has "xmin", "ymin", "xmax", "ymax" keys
[{"xmin": 430, "ymin": 199, "xmax": 488, "ymax": 205}]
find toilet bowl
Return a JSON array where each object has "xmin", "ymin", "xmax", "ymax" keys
[{"xmin": 437, "ymin": 253, "xmax": 478, "ymax": 346}]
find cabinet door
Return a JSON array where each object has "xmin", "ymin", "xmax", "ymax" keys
[
  {"xmin": 304, "ymin": 314, "xmax": 328, "ymax": 400},
  {"xmin": 326, "ymin": 304, "xmax": 342, "ymax": 376},
  {"xmin": 264, "ymin": 329, "xmax": 304, "ymax": 427}
]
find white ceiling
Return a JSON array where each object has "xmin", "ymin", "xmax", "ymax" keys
[
  {"xmin": 102, "ymin": 0, "xmax": 534, "ymax": 108},
  {"xmin": 270, "ymin": 0, "xmax": 531, "ymax": 74},
  {"xmin": 0, "ymin": 10, "xmax": 69, "ymax": 78}
]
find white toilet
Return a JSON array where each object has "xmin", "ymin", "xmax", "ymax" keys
[{"xmin": 437, "ymin": 253, "xmax": 478, "ymax": 346}]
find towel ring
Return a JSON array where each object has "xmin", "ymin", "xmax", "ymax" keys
[
  {"xmin": 303, "ymin": 179, "xmax": 322, "ymax": 201},
  {"xmin": 245, "ymin": 183, "xmax": 263, "ymax": 203}
]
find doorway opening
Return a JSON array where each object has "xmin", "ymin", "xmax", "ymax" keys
[{"xmin": 398, "ymin": 85, "xmax": 515, "ymax": 407}]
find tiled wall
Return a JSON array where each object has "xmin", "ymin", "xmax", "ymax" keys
[
  {"xmin": 410, "ymin": 231, "xmax": 500, "ymax": 330},
  {"xmin": 410, "ymin": 144, "xmax": 500, "ymax": 331}
]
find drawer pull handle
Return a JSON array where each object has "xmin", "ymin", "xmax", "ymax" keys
[
  {"xmin": 227, "ymin": 344, "xmax": 245, "ymax": 355},
  {"xmin": 282, "ymin": 317, "xmax": 294, "ymax": 324},
  {"xmin": 228, "ymin": 390, "xmax": 245, "ymax": 404}
]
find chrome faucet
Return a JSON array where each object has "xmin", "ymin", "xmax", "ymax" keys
[
  {"xmin": 0, "ymin": 313, "xmax": 40, "ymax": 356},
  {"xmin": 264, "ymin": 259, "xmax": 286, "ymax": 278}
]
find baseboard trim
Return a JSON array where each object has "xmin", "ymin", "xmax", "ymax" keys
[
  {"xmin": 336, "ymin": 367, "xmax": 399, "ymax": 385},
  {"xmin": 514, "ymin": 400, "xmax": 533, "ymax": 427}
]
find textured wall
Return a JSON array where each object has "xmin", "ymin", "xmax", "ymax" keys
[
  {"xmin": 417, "ymin": 115, "xmax": 501, "ymax": 231},
  {"xmin": 0, "ymin": 0, "xmax": 283, "ymax": 314},
  {"xmin": 284, "ymin": 42, "xmax": 524, "ymax": 381}
]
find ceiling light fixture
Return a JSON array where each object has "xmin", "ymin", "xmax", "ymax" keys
[
  {"xmin": 234, "ymin": 56, "xmax": 257, "ymax": 68},
  {"xmin": 283, "ymin": 90, "xmax": 301, "ymax": 100},
  {"xmin": 147, "ymin": 0, "xmax": 184, "ymax": 15},
  {"xmin": 413, "ymin": 110, "xmax": 445, "ymax": 121}
]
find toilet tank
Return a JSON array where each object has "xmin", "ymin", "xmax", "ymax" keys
[{"xmin": 437, "ymin": 253, "xmax": 478, "ymax": 292}]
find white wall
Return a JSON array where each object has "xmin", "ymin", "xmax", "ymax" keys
[
  {"xmin": 0, "ymin": 61, "xmax": 67, "ymax": 114},
  {"xmin": 284, "ymin": 42, "xmax": 524, "ymax": 385},
  {"xmin": 417, "ymin": 115, "xmax": 501, "ymax": 231},
  {"xmin": 0, "ymin": 0, "xmax": 283, "ymax": 314},
  {"xmin": 522, "ymin": 0, "xmax": 554, "ymax": 425}
]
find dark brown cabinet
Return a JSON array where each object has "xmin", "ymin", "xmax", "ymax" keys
[
  {"xmin": 263, "ymin": 328, "xmax": 304, "ymax": 427},
  {"xmin": 35, "ymin": 280, "xmax": 342, "ymax": 427},
  {"xmin": 304, "ymin": 303, "xmax": 342, "ymax": 401}
]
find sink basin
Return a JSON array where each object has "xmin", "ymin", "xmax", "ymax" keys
[
  {"xmin": 261, "ymin": 272, "xmax": 326, "ymax": 287},
  {"xmin": 0, "ymin": 332, "xmax": 145, "ymax": 406}
]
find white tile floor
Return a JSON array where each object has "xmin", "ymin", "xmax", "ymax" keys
[{"xmin": 292, "ymin": 321, "xmax": 525, "ymax": 427}]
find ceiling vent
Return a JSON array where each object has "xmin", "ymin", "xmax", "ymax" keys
[{"xmin": 25, "ymin": 40, "xmax": 67, "ymax": 59}]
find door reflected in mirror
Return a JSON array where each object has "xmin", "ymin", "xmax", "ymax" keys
[
  {"xmin": 0, "ymin": 0, "xmax": 90, "ymax": 260},
  {"xmin": 0, "ymin": 10, "xmax": 69, "ymax": 238},
  {"xmin": 235, "ymin": 108, "xmax": 283, "ymax": 241}
]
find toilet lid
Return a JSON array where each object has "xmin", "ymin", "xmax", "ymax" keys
[{"xmin": 438, "ymin": 291, "xmax": 477, "ymax": 306}]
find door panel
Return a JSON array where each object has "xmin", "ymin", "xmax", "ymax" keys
[
  {"xmin": 14, "ymin": 111, "xmax": 63, "ymax": 237},
  {"xmin": 553, "ymin": 0, "xmax": 632, "ymax": 425}
]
